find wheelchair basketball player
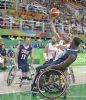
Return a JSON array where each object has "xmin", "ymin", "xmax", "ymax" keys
[{"xmin": 31, "ymin": 17, "xmax": 82, "ymax": 92}]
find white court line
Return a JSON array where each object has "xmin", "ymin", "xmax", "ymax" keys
[
  {"xmin": 79, "ymin": 71, "xmax": 86, "ymax": 74},
  {"xmin": 0, "ymin": 91, "xmax": 86, "ymax": 98},
  {"xmin": 0, "ymin": 90, "xmax": 30, "ymax": 95},
  {"xmin": 67, "ymin": 96, "xmax": 86, "ymax": 98}
]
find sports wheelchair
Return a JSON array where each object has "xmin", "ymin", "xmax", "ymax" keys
[
  {"xmin": 32, "ymin": 66, "xmax": 75, "ymax": 99},
  {"xmin": 7, "ymin": 64, "xmax": 34, "ymax": 87},
  {"xmin": 7, "ymin": 63, "xmax": 75, "ymax": 99}
]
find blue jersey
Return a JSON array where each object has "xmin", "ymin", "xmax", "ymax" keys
[
  {"xmin": 36, "ymin": 48, "xmax": 78, "ymax": 73},
  {"xmin": 18, "ymin": 45, "xmax": 32, "ymax": 65},
  {"xmin": 53, "ymin": 49, "xmax": 78, "ymax": 65}
]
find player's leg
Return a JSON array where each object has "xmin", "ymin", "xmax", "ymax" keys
[
  {"xmin": 20, "ymin": 64, "xmax": 32, "ymax": 80},
  {"xmin": 19, "ymin": 64, "xmax": 32, "ymax": 87},
  {"xmin": 31, "ymin": 63, "xmax": 52, "ymax": 91}
]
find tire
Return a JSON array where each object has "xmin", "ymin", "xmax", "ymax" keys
[
  {"xmin": 37, "ymin": 69, "xmax": 67, "ymax": 99},
  {"xmin": 7, "ymin": 66, "xmax": 17, "ymax": 86}
]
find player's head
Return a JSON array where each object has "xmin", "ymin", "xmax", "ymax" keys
[
  {"xmin": 70, "ymin": 37, "xmax": 82, "ymax": 49},
  {"xmin": 51, "ymin": 37, "xmax": 57, "ymax": 44},
  {"xmin": 24, "ymin": 37, "xmax": 31, "ymax": 46}
]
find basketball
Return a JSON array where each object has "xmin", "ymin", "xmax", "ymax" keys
[{"xmin": 49, "ymin": 8, "xmax": 60, "ymax": 17}]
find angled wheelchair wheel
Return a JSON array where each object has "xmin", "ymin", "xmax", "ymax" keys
[
  {"xmin": 37, "ymin": 69, "xmax": 67, "ymax": 99},
  {"xmin": 7, "ymin": 66, "xmax": 17, "ymax": 86}
]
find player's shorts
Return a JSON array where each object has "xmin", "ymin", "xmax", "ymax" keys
[{"xmin": 18, "ymin": 63, "xmax": 29, "ymax": 72}]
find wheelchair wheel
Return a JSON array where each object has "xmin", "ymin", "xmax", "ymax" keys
[
  {"xmin": 69, "ymin": 67, "xmax": 75, "ymax": 83},
  {"xmin": 37, "ymin": 69, "xmax": 67, "ymax": 99},
  {"xmin": 7, "ymin": 66, "xmax": 17, "ymax": 86}
]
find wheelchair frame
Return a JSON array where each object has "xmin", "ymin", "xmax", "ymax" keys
[
  {"xmin": 7, "ymin": 63, "xmax": 75, "ymax": 99},
  {"xmin": 32, "ymin": 67, "xmax": 75, "ymax": 99},
  {"xmin": 7, "ymin": 64, "xmax": 34, "ymax": 87}
]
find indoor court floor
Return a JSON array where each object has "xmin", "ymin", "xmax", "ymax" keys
[{"xmin": 0, "ymin": 66, "xmax": 86, "ymax": 100}]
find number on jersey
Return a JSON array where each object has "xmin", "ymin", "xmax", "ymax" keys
[{"xmin": 21, "ymin": 54, "xmax": 26, "ymax": 59}]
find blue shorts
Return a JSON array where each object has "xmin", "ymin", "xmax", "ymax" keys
[{"xmin": 18, "ymin": 63, "xmax": 29, "ymax": 72}]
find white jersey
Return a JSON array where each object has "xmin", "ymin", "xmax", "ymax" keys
[
  {"xmin": 54, "ymin": 48, "xmax": 64, "ymax": 61},
  {"xmin": 47, "ymin": 43, "xmax": 57, "ymax": 60},
  {"xmin": 54, "ymin": 43, "xmax": 70, "ymax": 61},
  {"xmin": 59, "ymin": 40, "xmax": 64, "ymax": 45}
]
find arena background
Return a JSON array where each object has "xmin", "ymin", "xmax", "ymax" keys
[{"xmin": 0, "ymin": 0, "xmax": 86, "ymax": 100}]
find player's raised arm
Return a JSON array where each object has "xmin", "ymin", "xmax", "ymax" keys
[
  {"xmin": 43, "ymin": 45, "xmax": 48, "ymax": 61},
  {"xmin": 50, "ymin": 17, "xmax": 61, "ymax": 39},
  {"xmin": 49, "ymin": 8, "xmax": 61, "ymax": 40}
]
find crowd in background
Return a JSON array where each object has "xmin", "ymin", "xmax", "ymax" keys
[
  {"xmin": 0, "ymin": 0, "xmax": 86, "ymax": 70},
  {"xmin": 0, "ymin": 0, "xmax": 86, "ymax": 34}
]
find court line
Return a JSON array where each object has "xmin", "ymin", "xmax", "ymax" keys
[
  {"xmin": 0, "ymin": 91, "xmax": 86, "ymax": 98},
  {"xmin": 67, "ymin": 96, "xmax": 86, "ymax": 98}
]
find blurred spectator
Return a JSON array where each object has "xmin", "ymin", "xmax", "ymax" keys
[
  {"xmin": 16, "ymin": 36, "xmax": 22, "ymax": 40},
  {"xmin": 0, "ymin": 44, "xmax": 6, "ymax": 57},
  {"xmin": 7, "ymin": 46, "xmax": 15, "ymax": 58},
  {"xmin": 6, "ymin": 46, "xmax": 15, "ymax": 67},
  {"xmin": 10, "ymin": 36, "xmax": 15, "ymax": 40},
  {"xmin": 0, "ymin": 17, "xmax": 5, "ymax": 28},
  {"xmin": 0, "ymin": 44, "xmax": 7, "ymax": 69}
]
